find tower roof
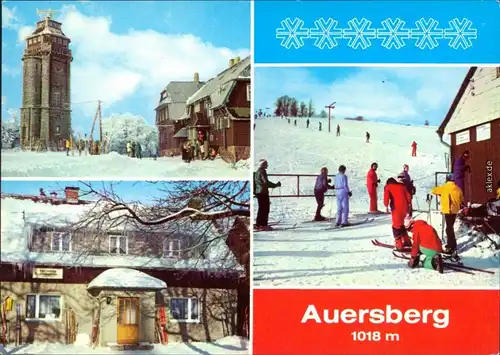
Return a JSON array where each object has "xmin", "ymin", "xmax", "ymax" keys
[{"xmin": 25, "ymin": 9, "xmax": 69, "ymax": 41}]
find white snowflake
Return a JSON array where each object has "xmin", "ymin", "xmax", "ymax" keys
[
  {"xmin": 444, "ymin": 18, "xmax": 477, "ymax": 49},
  {"xmin": 276, "ymin": 17, "xmax": 309, "ymax": 49},
  {"xmin": 342, "ymin": 18, "xmax": 377, "ymax": 50},
  {"xmin": 309, "ymin": 18, "xmax": 343, "ymax": 49},
  {"xmin": 377, "ymin": 18, "xmax": 411, "ymax": 49},
  {"xmin": 410, "ymin": 18, "xmax": 443, "ymax": 50}
]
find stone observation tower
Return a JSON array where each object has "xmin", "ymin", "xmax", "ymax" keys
[{"xmin": 20, "ymin": 9, "xmax": 73, "ymax": 150}]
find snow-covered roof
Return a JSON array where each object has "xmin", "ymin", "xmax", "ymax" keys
[
  {"xmin": 87, "ymin": 268, "xmax": 167, "ymax": 290},
  {"xmin": 1, "ymin": 197, "xmax": 241, "ymax": 272},
  {"xmin": 186, "ymin": 56, "xmax": 250, "ymax": 108}
]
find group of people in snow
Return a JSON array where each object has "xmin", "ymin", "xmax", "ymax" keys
[
  {"xmin": 253, "ymin": 153, "xmax": 499, "ymax": 274},
  {"xmin": 126, "ymin": 141, "xmax": 144, "ymax": 159},
  {"xmin": 63, "ymin": 134, "xmax": 109, "ymax": 156}
]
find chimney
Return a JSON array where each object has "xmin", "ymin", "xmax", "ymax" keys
[
  {"xmin": 194, "ymin": 72, "xmax": 199, "ymax": 84},
  {"xmin": 64, "ymin": 186, "xmax": 80, "ymax": 204},
  {"xmin": 228, "ymin": 58, "xmax": 234, "ymax": 68}
]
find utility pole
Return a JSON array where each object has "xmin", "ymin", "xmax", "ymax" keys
[{"xmin": 325, "ymin": 102, "xmax": 336, "ymax": 133}]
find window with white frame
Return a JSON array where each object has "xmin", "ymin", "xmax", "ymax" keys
[
  {"xmin": 246, "ymin": 84, "xmax": 250, "ymax": 102},
  {"xmin": 163, "ymin": 239, "xmax": 181, "ymax": 258},
  {"xmin": 170, "ymin": 298, "xmax": 199, "ymax": 322},
  {"xmin": 51, "ymin": 232, "xmax": 71, "ymax": 252},
  {"xmin": 26, "ymin": 294, "xmax": 62, "ymax": 320},
  {"xmin": 109, "ymin": 235, "xmax": 128, "ymax": 255}
]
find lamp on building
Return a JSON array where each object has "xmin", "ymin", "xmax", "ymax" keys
[{"xmin": 106, "ymin": 296, "xmax": 112, "ymax": 305}]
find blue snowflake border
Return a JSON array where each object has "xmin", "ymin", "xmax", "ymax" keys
[{"xmin": 276, "ymin": 17, "xmax": 477, "ymax": 50}]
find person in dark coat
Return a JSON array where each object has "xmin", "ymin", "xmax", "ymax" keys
[
  {"xmin": 336, "ymin": 125, "xmax": 340, "ymax": 136},
  {"xmin": 319, "ymin": 122, "xmax": 322, "ymax": 131},
  {"xmin": 366, "ymin": 132, "xmax": 371, "ymax": 143},
  {"xmin": 313, "ymin": 167, "xmax": 335, "ymax": 221},
  {"xmin": 254, "ymin": 159, "xmax": 281, "ymax": 230},
  {"xmin": 306, "ymin": 119, "xmax": 310, "ymax": 128},
  {"xmin": 453, "ymin": 150, "xmax": 470, "ymax": 204},
  {"xmin": 400, "ymin": 164, "xmax": 416, "ymax": 216},
  {"xmin": 136, "ymin": 142, "xmax": 142, "ymax": 159}
]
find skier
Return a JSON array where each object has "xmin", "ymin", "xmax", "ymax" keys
[
  {"xmin": 319, "ymin": 122, "xmax": 322, "ymax": 131},
  {"xmin": 39, "ymin": 188, "xmax": 46, "ymax": 197},
  {"xmin": 405, "ymin": 218, "xmax": 444, "ymax": 274},
  {"xmin": 431, "ymin": 174, "xmax": 463, "ymax": 255},
  {"xmin": 253, "ymin": 123, "xmax": 256, "ymax": 130},
  {"xmin": 400, "ymin": 164, "xmax": 416, "ymax": 216},
  {"xmin": 366, "ymin": 132, "xmax": 370, "ymax": 143},
  {"xmin": 84, "ymin": 134, "xmax": 89, "ymax": 156},
  {"xmin": 294, "ymin": 119, "xmax": 297, "ymax": 126},
  {"xmin": 136, "ymin": 142, "xmax": 142, "ymax": 159},
  {"xmin": 313, "ymin": 167, "xmax": 335, "ymax": 221},
  {"xmin": 336, "ymin": 125, "xmax": 340, "ymax": 137},
  {"xmin": 366, "ymin": 162, "xmax": 381, "ymax": 213},
  {"xmin": 453, "ymin": 150, "xmax": 471, "ymax": 204},
  {"xmin": 131, "ymin": 141, "xmax": 136, "ymax": 158},
  {"xmin": 254, "ymin": 159, "xmax": 281, "ymax": 230},
  {"xmin": 384, "ymin": 176, "xmax": 412, "ymax": 250},
  {"xmin": 306, "ymin": 119, "xmax": 310, "ymax": 128},
  {"xmin": 411, "ymin": 141, "xmax": 417, "ymax": 157},
  {"xmin": 335, "ymin": 165, "xmax": 352, "ymax": 227},
  {"xmin": 126, "ymin": 141, "xmax": 132, "ymax": 157},
  {"xmin": 65, "ymin": 138, "xmax": 70, "ymax": 156}
]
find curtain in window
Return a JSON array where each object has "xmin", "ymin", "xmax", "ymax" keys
[
  {"xmin": 190, "ymin": 299, "xmax": 199, "ymax": 320},
  {"xmin": 39, "ymin": 295, "xmax": 61, "ymax": 319},
  {"xmin": 26, "ymin": 295, "xmax": 36, "ymax": 318},
  {"xmin": 118, "ymin": 237, "xmax": 126, "ymax": 254}
]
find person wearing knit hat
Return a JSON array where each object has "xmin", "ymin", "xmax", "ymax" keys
[
  {"xmin": 400, "ymin": 164, "xmax": 416, "ymax": 216},
  {"xmin": 405, "ymin": 217, "xmax": 444, "ymax": 274},
  {"xmin": 254, "ymin": 159, "xmax": 281, "ymax": 231}
]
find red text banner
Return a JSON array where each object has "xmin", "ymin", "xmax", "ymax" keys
[{"xmin": 253, "ymin": 289, "xmax": 499, "ymax": 355}]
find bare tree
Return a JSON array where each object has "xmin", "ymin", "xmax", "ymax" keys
[{"xmin": 32, "ymin": 181, "xmax": 250, "ymax": 279}]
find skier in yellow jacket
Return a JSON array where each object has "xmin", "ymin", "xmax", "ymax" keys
[
  {"xmin": 497, "ymin": 180, "xmax": 500, "ymax": 199},
  {"xmin": 431, "ymin": 174, "xmax": 464, "ymax": 254},
  {"xmin": 65, "ymin": 138, "xmax": 71, "ymax": 156}
]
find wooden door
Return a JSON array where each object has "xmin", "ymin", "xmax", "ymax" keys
[{"xmin": 117, "ymin": 297, "xmax": 139, "ymax": 345}]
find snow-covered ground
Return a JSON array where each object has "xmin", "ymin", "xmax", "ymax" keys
[
  {"xmin": 0, "ymin": 151, "xmax": 249, "ymax": 178},
  {"xmin": 0, "ymin": 336, "xmax": 248, "ymax": 354},
  {"xmin": 253, "ymin": 117, "xmax": 500, "ymax": 288}
]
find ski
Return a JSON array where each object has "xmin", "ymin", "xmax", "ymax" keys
[
  {"xmin": 392, "ymin": 251, "xmax": 474, "ymax": 275},
  {"xmin": 254, "ymin": 224, "xmax": 298, "ymax": 232},
  {"xmin": 323, "ymin": 218, "xmax": 374, "ymax": 231},
  {"xmin": 371, "ymin": 239, "xmax": 412, "ymax": 253},
  {"xmin": 371, "ymin": 239, "xmax": 462, "ymax": 263},
  {"xmin": 302, "ymin": 218, "xmax": 336, "ymax": 224}
]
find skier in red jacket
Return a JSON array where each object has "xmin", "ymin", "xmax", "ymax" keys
[
  {"xmin": 384, "ymin": 176, "xmax": 412, "ymax": 250},
  {"xmin": 366, "ymin": 162, "xmax": 381, "ymax": 213},
  {"xmin": 411, "ymin": 141, "xmax": 417, "ymax": 157},
  {"xmin": 405, "ymin": 218, "xmax": 444, "ymax": 273}
]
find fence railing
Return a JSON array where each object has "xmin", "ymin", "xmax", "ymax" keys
[{"xmin": 266, "ymin": 173, "xmax": 336, "ymax": 198}]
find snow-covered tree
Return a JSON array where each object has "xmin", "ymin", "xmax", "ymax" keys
[
  {"xmin": 101, "ymin": 113, "xmax": 158, "ymax": 156},
  {"xmin": 1, "ymin": 110, "xmax": 20, "ymax": 149}
]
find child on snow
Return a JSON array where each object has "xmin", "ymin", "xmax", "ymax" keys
[
  {"xmin": 405, "ymin": 218, "xmax": 444, "ymax": 273},
  {"xmin": 313, "ymin": 167, "xmax": 334, "ymax": 221}
]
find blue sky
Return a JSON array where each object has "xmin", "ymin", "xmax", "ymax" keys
[
  {"xmin": 1, "ymin": 180, "xmax": 169, "ymax": 203},
  {"xmin": 255, "ymin": 66, "xmax": 469, "ymax": 126},
  {"xmin": 2, "ymin": 1, "xmax": 250, "ymax": 133},
  {"xmin": 1, "ymin": 180, "xmax": 250, "ymax": 205}
]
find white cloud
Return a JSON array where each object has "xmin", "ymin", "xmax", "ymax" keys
[
  {"xmin": 14, "ymin": 5, "xmax": 248, "ymax": 116},
  {"xmin": 2, "ymin": 5, "xmax": 19, "ymax": 29},
  {"xmin": 2, "ymin": 63, "xmax": 20, "ymax": 76},
  {"xmin": 256, "ymin": 67, "xmax": 467, "ymax": 123},
  {"xmin": 17, "ymin": 25, "xmax": 34, "ymax": 43}
]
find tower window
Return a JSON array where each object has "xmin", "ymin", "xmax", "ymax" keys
[
  {"xmin": 52, "ymin": 92, "xmax": 61, "ymax": 107},
  {"xmin": 55, "ymin": 126, "xmax": 60, "ymax": 135}
]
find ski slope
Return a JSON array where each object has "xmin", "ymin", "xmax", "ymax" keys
[
  {"xmin": 253, "ymin": 117, "xmax": 500, "ymax": 288},
  {"xmin": 0, "ymin": 151, "xmax": 249, "ymax": 178}
]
